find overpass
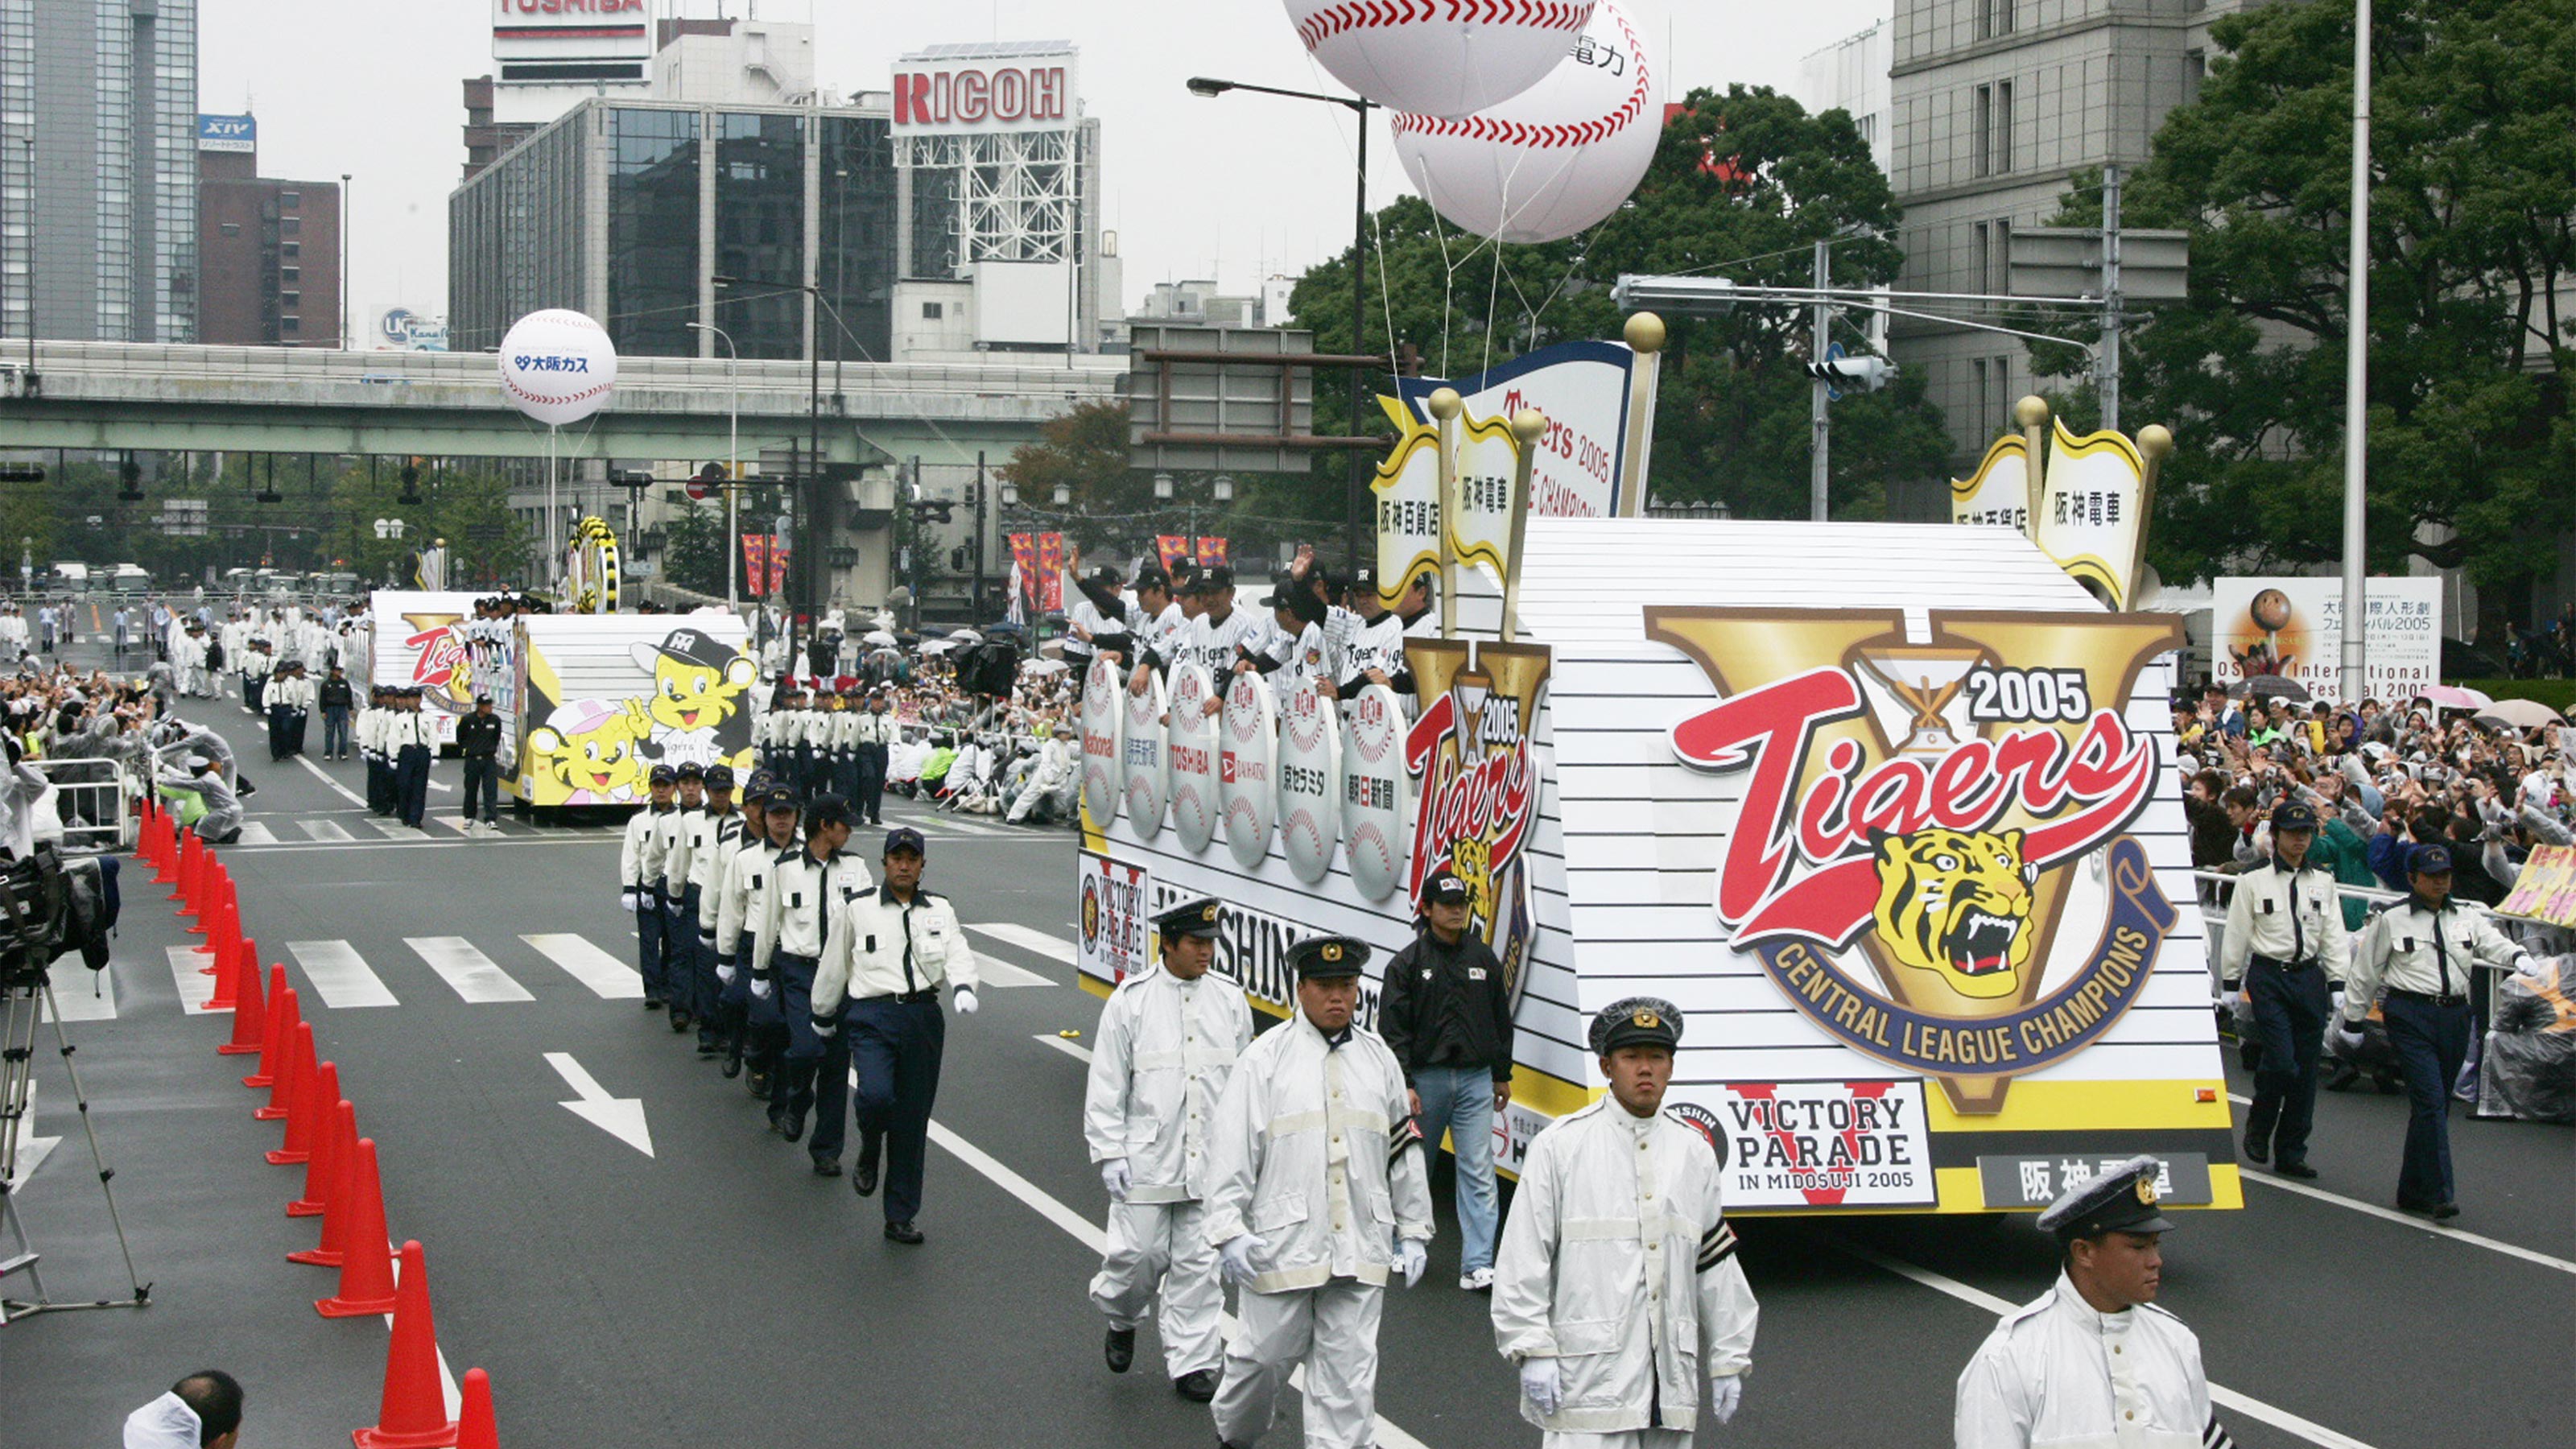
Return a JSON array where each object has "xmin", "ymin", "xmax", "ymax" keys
[{"xmin": 0, "ymin": 341, "xmax": 1122, "ymax": 469}]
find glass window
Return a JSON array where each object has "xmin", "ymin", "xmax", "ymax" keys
[
  {"xmin": 819, "ymin": 114, "xmax": 896, "ymax": 362},
  {"xmin": 923, "ymin": 302, "xmax": 943, "ymax": 320},
  {"xmin": 220, "ymin": 222, "xmax": 240, "ymax": 237},
  {"xmin": 606, "ymin": 107, "xmax": 701, "ymax": 358},
  {"xmin": 279, "ymin": 190, "xmax": 299, "ymax": 208},
  {"xmin": 714, "ymin": 111, "xmax": 807, "ymax": 359},
  {"xmin": 282, "ymin": 316, "xmax": 299, "ymax": 333},
  {"xmin": 283, "ymin": 242, "xmax": 299, "ymax": 258},
  {"xmin": 282, "ymin": 217, "xmax": 300, "ymax": 235},
  {"xmin": 282, "ymin": 266, "xmax": 299, "ymax": 284},
  {"xmin": 281, "ymin": 291, "xmax": 299, "ymax": 308}
]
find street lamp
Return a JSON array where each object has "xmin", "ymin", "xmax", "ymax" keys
[
  {"xmin": 999, "ymin": 479, "xmax": 1019, "ymax": 506},
  {"xmin": 685, "ymin": 320, "xmax": 741, "ymax": 608},
  {"xmin": 1187, "ymin": 75, "xmax": 1374, "ymax": 566},
  {"xmin": 1051, "ymin": 483, "xmax": 1070, "ymax": 507},
  {"xmin": 714, "ymin": 272, "xmax": 854, "ymax": 621},
  {"xmin": 1153, "ymin": 470, "xmax": 1174, "ymax": 502}
]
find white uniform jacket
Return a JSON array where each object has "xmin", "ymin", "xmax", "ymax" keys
[
  {"xmin": 2217, "ymin": 857, "xmax": 2349, "ymax": 985},
  {"xmin": 1954, "ymin": 1273, "xmax": 2229, "ymax": 1449},
  {"xmin": 1082, "ymin": 967, "xmax": 1256, "ymax": 1204},
  {"xmin": 1491, "ymin": 1097, "xmax": 1759, "ymax": 1435},
  {"xmin": 653, "ymin": 804, "xmax": 695, "ymax": 893},
  {"xmin": 810, "ymin": 886, "xmax": 976, "ymax": 1016},
  {"xmin": 1201, "ymin": 1013, "xmax": 1434, "ymax": 1294},
  {"xmin": 712, "ymin": 830, "xmax": 786, "ymax": 959},
  {"xmin": 1183, "ymin": 608, "xmax": 1265, "ymax": 683},
  {"xmin": 620, "ymin": 805, "xmax": 671, "ymax": 894},
  {"xmin": 2347, "ymin": 897, "xmax": 2530, "ymax": 1013},
  {"xmin": 689, "ymin": 811, "xmax": 742, "ymax": 898},
  {"xmin": 750, "ymin": 847, "xmax": 872, "ymax": 976}
]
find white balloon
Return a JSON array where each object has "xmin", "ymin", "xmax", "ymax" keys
[
  {"xmin": 1284, "ymin": 0, "xmax": 1592, "ymax": 120},
  {"xmin": 498, "ymin": 309, "xmax": 619, "ymax": 427},
  {"xmin": 1390, "ymin": 0, "xmax": 1662, "ymax": 245}
]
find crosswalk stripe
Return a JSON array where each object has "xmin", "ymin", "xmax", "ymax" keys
[
  {"xmin": 973, "ymin": 952, "xmax": 1054, "ymax": 989},
  {"xmin": 166, "ymin": 945, "xmax": 226, "ymax": 1013},
  {"xmin": 367, "ymin": 819, "xmax": 417, "ymax": 839},
  {"xmin": 48, "ymin": 958, "xmax": 117, "ymax": 1020},
  {"xmin": 522, "ymin": 933, "xmax": 644, "ymax": 999},
  {"xmin": 302, "ymin": 819, "xmax": 354, "ymax": 842},
  {"xmin": 422, "ymin": 814, "xmax": 469, "ymax": 834},
  {"xmin": 968, "ymin": 922, "xmax": 1077, "ymax": 966},
  {"xmin": 406, "ymin": 937, "xmax": 534, "ymax": 1003},
  {"xmin": 233, "ymin": 821, "xmax": 281, "ymax": 846},
  {"xmin": 287, "ymin": 940, "xmax": 400, "ymax": 1009}
]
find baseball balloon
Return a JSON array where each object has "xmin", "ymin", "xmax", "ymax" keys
[
  {"xmin": 1340, "ymin": 683, "xmax": 1410, "ymax": 900},
  {"xmin": 1220, "ymin": 672, "xmax": 1278, "ymax": 872},
  {"xmin": 498, "ymin": 308, "xmax": 619, "ymax": 427},
  {"xmin": 1285, "ymin": 0, "xmax": 1594, "ymax": 120},
  {"xmin": 1277, "ymin": 683, "xmax": 1343, "ymax": 885},
  {"xmin": 1080, "ymin": 657, "xmax": 1124, "ymax": 826},
  {"xmin": 1166, "ymin": 663, "xmax": 1222, "ymax": 853},
  {"xmin": 1390, "ymin": 0, "xmax": 1662, "ymax": 244},
  {"xmin": 1122, "ymin": 668, "xmax": 1170, "ymax": 836}
]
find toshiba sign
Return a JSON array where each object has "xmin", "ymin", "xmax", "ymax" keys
[{"xmin": 892, "ymin": 51, "xmax": 1078, "ymax": 134}]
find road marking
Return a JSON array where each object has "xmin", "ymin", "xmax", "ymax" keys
[
  {"xmin": 416, "ymin": 812, "xmax": 469, "ymax": 834},
  {"xmin": 203, "ymin": 835, "xmax": 609, "ymax": 857},
  {"xmin": 14, "ymin": 1081, "xmax": 56, "ymax": 1180},
  {"xmin": 47, "ymin": 958, "xmax": 115, "ymax": 1021},
  {"xmin": 294, "ymin": 753, "xmax": 367, "ymax": 807},
  {"xmin": 974, "ymin": 953, "xmax": 1053, "ymax": 989},
  {"xmin": 1035, "ymin": 1033, "xmax": 1093, "ymax": 1064},
  {"xmin": 1839, "ymin": 1241, "xmax": 2380, "ymax": 1449},
  {"xmin": 286, "ymin": 940, "xmax": 399, "ymax": 1009},
  {"xmin": 522, "ymin": 933, "xmax": 644, "ymax": 999},
  {"xmin": 166, "ymin": 945, "xmax": 225, "ymax": 1013},
  {"xmin": 406, "ymin": 937, "xmax": 534, "ymax": 1004},
  {"xmin": 367, "ymin": 819, "xmax": 423, "ymax": 839},
  {"xmin": 233, "ymin": 821, "xmax": 281, "ymax": 846},
  {"xmin": 301, "ymin": 819, "xmax": 354, "ymax": 842},
  {"xmin": 968, "ymin": 922, "xmax": 1077, "ymax": 965},
  {"xmin": 545, "ymin": 1051, "xmax": 653, "ymax": 1156}
]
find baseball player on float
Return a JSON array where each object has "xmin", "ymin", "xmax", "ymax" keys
[
  {"xmin": 1084, "ymin": 896, "xmax": 1255, "ymax": 1402},
  {"xmin": 1492, "ymin": 997, "xmax": 1758, "ymax": 1447}
]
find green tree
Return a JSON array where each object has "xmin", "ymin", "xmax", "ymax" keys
[
  {"xmin": 658, "ymin": 503, "xmax": 728, "ymax": 597},
  {"xmin": 1286, "ymin": 85, "xmax": 1952, "ymax": 522},
  {"xmin": 2021, "ymin": 0, "xmax": 2576, "ymax": 634}
]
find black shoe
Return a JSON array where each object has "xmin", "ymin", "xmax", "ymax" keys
[
  {"xmin": 778, "ymin": 1106, "xmax": 807, "ymax": 1143},
  {"xmin": 670, "ymin": 1011, "xmax": 693, "ymax": 1034},
  {"xmin": 747, "ymin": 1071, "xmax": 772, "ymax": 1100},
  {"xmin": 2276, "ymin": 1161, "xmax": 2318, "ymax": 1180},
  {"xmin": 811, "ymin": 1155, "xmax": 843, "ymax": 1178},
  {"xmin": 853, "ymin": 1155, "xmax": 879, "ymax": 1198},
  {"xmin": 643, "ymin": 998, "xmax": 664, "ymax": 1012},
  {"xmin": 1173, "ymin": 1368, "xmax": 1218, "ymax": 1402},
  {"xmin": 720, "ymin": 1049, "xmax": 744, "ymax": 1080},
  {"xmin": 2430, "ymin": 1201, "xmax": 2461, "ymax": 1220},
  {"xmin": 883, "ymin": 1220, "xmax": 924, "ymax": 1245},
  {"xmin": 1104, "ymin": 1327, "xmax": 1136, "ymax": 1373},
  {"xmin": 2242, "ymin": 1137, "xmax": 2268, "ymax": 1166},
  {"xmin": 766, "ymin": 1104, "xmax": 790, "ymax": 1137},
  {"xmin": 696, "ymin": 1038, "xmax": 722, "ymax": 1058}
]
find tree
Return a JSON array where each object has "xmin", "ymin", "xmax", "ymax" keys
[
  {"xmin": 1285, "ymin": 85, "xmax": 1952, "ymax": 522},
  {"xmin": 658, "ymin": 503, "xmax": 728, "ymax": 597},
  {"xmin": 2021, "ymin": 0, "xmax": 2576, "ymax": 635}
]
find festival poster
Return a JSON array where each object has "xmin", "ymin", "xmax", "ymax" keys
[
  {"xmin": 1395, "ymin": 339, "xmax": 1638, "ymax": 518},
  {"xmin": 1036, "ymin": 534, "xmax": 1067, "ymax": 612},
  {"xmin": 1075, "ymin": 851, "xmax": 1154, "ymax": 988},
  {"xmin": 2210, "ymin": 577, "xmax": 2443, "ymax": 701},
  {"xmin": 1156, "ymin": 536, "xmax": 1190, "ymax": 574},
  {"xmin": 1666, "ymin": 1080, "xmax": 1938, "ymax": 1211},
  {"xmin": 1195, "ymin": 537, "xmax": 1228, "ymax": 568}
]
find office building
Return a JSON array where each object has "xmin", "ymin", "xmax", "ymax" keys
[
  {"xmin": 1794, "ymin": 15, "xmax": 1893, "ymax": 176},
  {"xmin": 463, "ymin": 11, "xmax": 817, "ymax": 182},
  {"xmin": 196, "ymin": 115, "xmax": 342, "ymax": 347},
  {"xmin": 4, "ymin": 0, "xmax": 200, "ymax": 343}
]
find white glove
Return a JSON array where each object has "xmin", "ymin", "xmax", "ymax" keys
[
  {"xmin": 619, "ymin": 890, "xmax": 638, "ymax": 913},
  {"xmin": 1100, "ymin": 1158, "xmax": 1131, "ymax": 1202},
  {"xmin": 1218, "ymin": 1233, "xmax": 1269, "ymax": 1287},
  {"xmin": 1394, "ymin": 1237, "xmax": 1426, "ymax": 1288},
  {"xmin": 2331, "ymin": 1021, "xmax": 2368, "ymax": 1055},
  {"xmin": 749, "ymin": 975, "xmax": 774, "ymax": 1001},
  {"xmin": 1518, "ymin": 1357, "xmax": 1563, "ymax": 1417},
  {"xmin": 1709, "ymin": 1373, "xmax": 1744, "ymax": 1426},
  {"xmin": 954, "ymin": 986, "xmax": 980, "ymax": 1016},
  {"xmin": 714, "ymin": 960, "xmax": 737, "ymax": 986}
]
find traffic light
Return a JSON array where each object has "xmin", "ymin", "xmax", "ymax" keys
[
  {"xmin": 0, "ymin": 463, "xmax": 44, "ymax": 483},
  {"xmin": 1804, "ymin": 355, "xmax": 1897, "ymax": 392},
  {"xmin": 950, "ymin": 547, "xmax": 969, "ymax": 572},
  {"xmin": 398, "ymin": 461, "xmax": 423, "ymax": 506},
  {"xmin": 117, "ymin": 456, "xmax": 143, "ymax": 502}
]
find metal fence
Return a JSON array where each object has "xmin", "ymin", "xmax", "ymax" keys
[{"xmin": 31, "ymin": 758, "xmax": 133, "ymax": 856}]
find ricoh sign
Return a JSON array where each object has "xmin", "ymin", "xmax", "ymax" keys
[{"xmin": 891, "ymin": 53, "xmax": 1078, "ymax": 134}]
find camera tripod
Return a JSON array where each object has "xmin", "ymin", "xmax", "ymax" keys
[{"xmin": 0, "ymin": 976, "xmax": 150, "ymax": 1323}]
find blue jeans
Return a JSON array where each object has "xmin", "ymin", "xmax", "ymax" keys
[
  {"xmin": 1411, "ymin": 1064, "xmax": 1501, "ymax": 1274},
  {"xmin": 2381, "ymin": 993, "xmax": 2471, "ymax": 1207},
  {"xmin": 323, "ymin": 706, "xmax": 350, "ymax": 757}
]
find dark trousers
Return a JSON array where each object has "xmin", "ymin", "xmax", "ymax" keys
[
  {"xmin": 670, "ymin": 886, "xmax": 713, "ymax": 1030},
  {"xmin": 658, "ymin": 884, "xmax": 696, "ymax": 1014},
  {"xmin": 847, "ymin": 994, "xmax": 946, "ymax": 1224},
  {"xmin": 2382, "ymin": 993, "xmax": 2473, "ymax": 1207},
  {"xmin": 366, "ymin": 753, "xmax": 394, "ymax": 815},
  {"xmin": 776, "ymin": 953, "xmax": 848, "ymax": 1160},
  {"xmin": 394, "ymin": 745, "xmax": 431, "ymax": 826},
  {"xmin": 267, "ymin": 703, "xmax": 294, "ymax": 761},
  {"xmin": 856, "ymin": 742, "xmax": 888, "ymax": 823},
  {"xmin": 244, "ymin": 675, "xmax": 263, "ymax": 711},
  {"xmin": 287, "ymin": 707, "xmax": 308, "ymax": 755},
  {"xmin": 634, "ymin": 891, "xmax": 669, "ymax": 1001},
  {"xmin": 2245, "ymin": 960, "xmax": 2331, "ymax": 1166},
  {"xmin": 742, "ymin": 943, "xmax": 786, "ymax": 1081},
  {"xmin": 460, "ymin": 755, "xmax": 498, "ymax": 823}
]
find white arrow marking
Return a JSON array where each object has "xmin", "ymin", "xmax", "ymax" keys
[{"xmin": 543, "ymin": 1051, "xmax": 653, "ymax": 1158}]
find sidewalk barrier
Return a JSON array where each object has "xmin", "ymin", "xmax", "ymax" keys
[
  {"xmin": 270, "ymin": 1059, "xmax": 336, "ymax": 1166},
  {"xmin": 291, "ymin": 1098, "xmax": 353, "ymax": 1218},
  {"xmin": 258, "ymin": 1013, "xmax": 313, "ymax": 1122},
  {"xmin": 352, "ymin": 1241, "xmax": 461, "ymax": 1449},
  {"xmin": 456, "ymin": 1368, "xmax": 497, "ymax": 1449},
  {"xmin": 243, "ymin": 966, "xmax": 290, "ymax": 1088},
  {"xmin": 314, "ymin": 1139, "xmax": 399, "ymax": 1316},
  {"xmin": 217, "ymin": 941, "xmax": 266, "ymax": 1055}
]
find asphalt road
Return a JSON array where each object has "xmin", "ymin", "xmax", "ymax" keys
[{"xmin": 3, "ymin": 700, "xmax": 2569, "ymax": 1448}]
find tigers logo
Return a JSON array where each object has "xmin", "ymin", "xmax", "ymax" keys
[
  {"xmin": 1404, "ymin": 639, "xmax": 1550, "ymax": 1013},
  {"xmin": 1643, "ymin": 609, "xmax": 2185, "ymax": 1112}
]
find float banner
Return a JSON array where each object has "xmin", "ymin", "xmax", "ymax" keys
[
  {"xmin": 1951, "ymin": 433, "xmax": 2031, "ymax": 532},
  {"xmin": 1404, "ymin": 638, "xmax": 1550, "ymax": 1013},
  {"xmin": 1036, "ymin": 534, "xmax": 1067, "ymax": 612},
  {"xmin": 2032, "ymin": 419, "xmax": 2147, "ymax": 608},
  {"xmin": 1075, "ymin": 851, "xmax": 1152, "ymax": 987},
  {"xmin": 2210, "ymin": 576, "xmax": 2443, "ymax": 703},
  {"xmin": 1396, "ymin": 339, "xmax": 1637, "ymax": 518},
  {"xmin": 1669, "ymin": 1080, "xmax": 1937, "ymax": 1211}
]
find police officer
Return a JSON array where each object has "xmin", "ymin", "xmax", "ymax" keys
[
  {"xmin": 810, "ymin": 824, "xmax": 977, "ymax": 1241},
  {"xmin": 1204, "ymin": 934, "xmax": 1432, "ymax": 1449},
  {"xmin": 657, "ymin": 762, "xmax": 708, "ymax": 1037},
  {"xmin": 620, "ymin": 764, "xmax": 679, "ymax": 1012},
  {"xmin": 852, "ymin": 690, "xmax": 894, "ymax": 827},
  {"xmin": 359, "ymin": 687, "xmax": 392, "ymax": 815},
  {"xmin": 454, "ymin": 695, "xmax": 503, "ymax": 833},
  {"xmin": 265, "ymin": 664, "xmax": 295, "ymax": 761},
  {"xmin": 1379, "ymin": 866, "xmax": 1515, "ymax": 1292},
  {"xmin": 1085, "ymin": 896, "xmax": 1254, "ymax": 1401},
  {"xmin": 2339, "ymin": 843, "xmax": 2531, "ymax": 1219},
  {"xmin": 749, "ymin": 794, "xmax": 869, "ymax": 1171},
  {"xmin": 388, "ymin": 687, "xmax": 434, "ymax": 829},
  {"xmin": 1492, "ymin": 997, "xmax": 1758, "ymax": 1447},
  {"xmin": 2216, "ymin": 799, "xmax": 2347, "ymax": 1177},
  {"xmin": 1955, "ymin": 1157, "xmax": 2235, "ymax": 1449},
  {"xmin": 716, "ymin": 782, "xmax": 800, "ymax": 1095}
]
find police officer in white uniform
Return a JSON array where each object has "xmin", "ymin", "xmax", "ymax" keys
[
  {"xmin": 1203, "ymin": 934, "xmax": 1433, "ymax": 1449},
  {"xmin": 1955, "ymin": 1156, "xmax": 2235, "ymax": 1449},
  {"xmin": 1086, "ymin": 896, "xmax": 1255, "ymax": 1402},
  {"xmin": 852, "ymin": 691, "xmax": 895, "ymax": 826},
  {"xmin": 716, "ymin": 780, "xmax": 799, "ymax": 1096},
  {"xmin": 2216, "ymin": 799, "xmax": 2347, "ymax": 1177},
  {"xmin": 1492, "ymin": 997, "xmax": 1757, "ymax": 1447},
  {"xmin": 2339, "ymin": 842, "xmax": 2532, "ymax": 1219},
  {"xmin": 620, "ymin": 764, "xmax": 679, "ymax": 1011},
  {"xmin": 749, "ymin": 793, "xmax": 869, "ymax": 1171}
]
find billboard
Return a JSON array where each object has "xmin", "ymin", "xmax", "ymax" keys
[
  {"xmin": 197, "ymin": 114, "xmax": 255, "ymax": 154},
  {"xmin": 2210, "ymin": 576, "xmax": 2444, "ymax": 702},
  {"xmin": 891, "ymin": 44, "xmax": 1078, "ymax": 134},
  {"xmin": 369, "ymin": 308, "xmax": 449, "ymax": 353},
  {"xmin": 492, "ymin": 0, "xmax": 649, "ymax": 83}
]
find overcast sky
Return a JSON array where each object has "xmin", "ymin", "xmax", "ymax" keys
[{"xmin": 200, "ymin": 0, "xmax": 1893, "ymax": 326}]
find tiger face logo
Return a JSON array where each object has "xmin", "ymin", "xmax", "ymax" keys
[{"xmin": 1869, "ymin": 828, "xmax": 2037, "ymax": 1000}]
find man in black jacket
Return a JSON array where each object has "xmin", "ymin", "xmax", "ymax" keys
[
  {"xmin": 1376, "ymin": 866, "xmax": 1514, "ymax": 1292},
  {"xmin": 454, "ymin": 695, "xmax": 504, "ymax": 833},
  {"xmin": 318, "ymin": 666, "xmax": 355, "ymax": 760}
]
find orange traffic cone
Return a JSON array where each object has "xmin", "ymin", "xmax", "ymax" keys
[
  {"xmin": 291, "ymin": 1112, "xmax": 365, "ymax": 1265},
  {"xmin": 315, "ymin": 1140, "xmax": 399, "ymax": 1315},
  {"xmin": 135, "ymin": 800, "xmax": 159, "ymax": 865},
  {"xmin": 217, "ymin": 942, "xmax": 266, "ymax": 1055},
  {"xmin": 167, "ymin": 829, "xmax": 196, "ymax": 899},
  {"xmin": 291, "ymin": 1097, "xmax": 353, "ymax": 1217},
  {"xmin": 455, "ymin": 1368, "xmax": 497, "ymax": 1449},
  {"xmin": 352, "ymin": 1241, "xmax": 460, "ymax": 1449},
  {"xmin": 258, "ymin": 1018, "xmax": 314, "ymax": 1123},
  {"xmin": 153, "ymin": 818, "xmax": 183, "ymax": 885},
  {"xmin": 193, "ymin": 874, "xmax": 234, "ymax": 955},
  {"xmin": 244, "ymin": 967, "xmax": 291, "ymax": 1088},
  {"xmin": 270, "ymin": 1059, "xmax": 336, "ymax": 1166}
]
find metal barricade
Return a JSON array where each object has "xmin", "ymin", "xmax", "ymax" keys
[{"xmin": 29, "ymin": 758, "xmax": 134, "ymax": 856}]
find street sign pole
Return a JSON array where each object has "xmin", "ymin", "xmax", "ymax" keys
[
  {"xmin": 2339, "ymin": 0, "xmax": 2373, "ymax": 707},
  {"xmin": 2101, "ymin": 164, "xmax": 2124, "ymax": 434},
  {"xmin": 1810, "ymin": 239, "xmax": 1831, "ymax": 522}
]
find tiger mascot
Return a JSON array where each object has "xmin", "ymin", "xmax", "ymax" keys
[{"xmin": 1868, "ymin": 827, "xmax": 2037, "ymax": 1000}]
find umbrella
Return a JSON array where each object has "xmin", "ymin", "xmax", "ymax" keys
[
  {"xmin": 2230, "ymin": 675, "xmax": 2310, "ymax": 704},
  {"xmin": 863, "ymin": 630, "xmax": 896, "ymax": 646},
  {"xmin": 918, "ymin": 640, "xmax": 955, "ymax": 656},
  {"xmin": 1022, "ymin": 658, "xmax": 1069, "ymax": 675},
  {"xmin": 2413, "ymin": 684, "xmax": 2492, "ymax": 712},
  {"xmin": 2474, "ymin": 697, "xmax": 2564, "ymax": 731}
]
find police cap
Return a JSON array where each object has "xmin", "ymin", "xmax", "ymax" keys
[
  {"xmin": 803, "ymin": 794, "xmax": 854, "ymax": 830},
  {"xmin": 2408, "ymin": 842, "xmax": 2454, "ymax": 877},
  {"xmin": 2269, "ymin": 800, "xmax": 2318, "ymax": 833},
  {"xmin": 2036, "ymin": 1155, "xmax": 2178, "ymax": 1244},
  {"xmin": 1154, "ymin": 896, "xmax": 1223, "ymax": 943},
  {"xmin": 1286, "ymin": 934, "xmax": 1369, "ymax": 980},
  {"xmin": 1589, "ymin": 997, "xmax": 1683, "ymax": 1055},
  {"xmin": 704, "ymin": 764, "xmax": 736, "ymax": 791},
  {"xmin": 745, "ymin": 769, "xmax": 777, "ymax": 796},
  {"xmin": 760, "ymin": 786, "xmax": 799, "ymax": 815},
  {"xmin": 882, "ymin": 824, "xmax": 927, "ymax": 857},
  {"xmin": 648, "ymin": 764, "xmax": 678, "ymax": 786},
  {"xmin": 675, "ymin": 761, "xmax": 704, "ymax": 782}
]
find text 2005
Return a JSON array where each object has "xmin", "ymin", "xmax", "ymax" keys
[{"xmin": 1963, "ymin": 667, "xmax": 2093, "ymax": 723}]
